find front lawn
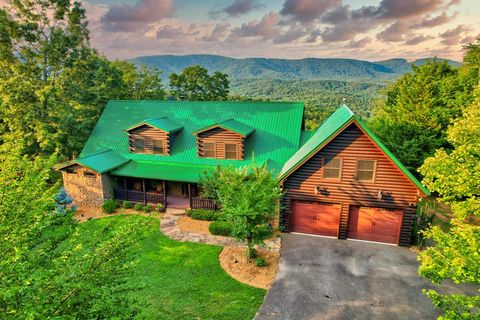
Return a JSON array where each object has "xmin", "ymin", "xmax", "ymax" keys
[{"xmin": 78, "ymin": 215, "xmax": 265, "ymax": 319}]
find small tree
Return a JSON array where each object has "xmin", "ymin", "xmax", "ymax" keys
[{"xmin": 201, "ymin": 165, "xmax": 282, "ymax": 261}]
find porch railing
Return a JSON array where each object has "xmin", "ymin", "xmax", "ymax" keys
[
  {"xmin": 114, "ymin": 188, "xmax": 165, "ymax": 204},
  {"xmin": 191, "ymin": 196, "xmax": 218, "ymax": 210}
]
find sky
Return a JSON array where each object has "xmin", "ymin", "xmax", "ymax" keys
[{"xmin": 43, "ymin": 0, "xmax": 480, "ymax": 61}]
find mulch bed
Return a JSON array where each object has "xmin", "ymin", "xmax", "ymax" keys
[
  {"xmin": 177, "ymin": 216, "xmax": 212, "ymax": 234},
  {"xmin": 219, "ymin": 246, "xmax": 279, "ymax": 289}
]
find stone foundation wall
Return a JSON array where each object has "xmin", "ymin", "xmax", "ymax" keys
[{"xmin": 62, "ymin": 165, "xmax": 114, "ymax": 208}]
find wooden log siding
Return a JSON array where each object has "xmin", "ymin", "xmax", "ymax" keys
[
  {"xmin": 128, "ymin": 124, "xmax": 173, "ymax": 155},
  {"xmin": 197, "ymin": 127, "xmax": 245, "ymax": 160},
  {"xmin": 282, "ymin": 123, "xmax": 422, "ymax": 245}
]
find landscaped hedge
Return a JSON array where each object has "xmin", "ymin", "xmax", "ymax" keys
[
  {"xmin": 189, "ymin": 209, "xmax": 220, "ymax": 221},
  {"xmin": 209, "ymin": 221, "xmax": 233, "ymax": 236}
]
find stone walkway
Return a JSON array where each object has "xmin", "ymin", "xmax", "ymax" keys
[{"xmin": 160, "ymin": 209, "xmax": 281, "ymax": 252}]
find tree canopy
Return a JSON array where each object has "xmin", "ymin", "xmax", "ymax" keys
[
  {"xmin": 369, "ymin": 44, "xmax": 480, "ymax": 174},
  {"xmin": 0, "ymin": 0, "xmax": 164, "ymax": 158},
  {"xmin": 418, "ymin": 92, "xmax": 480, "ymax": 318},
  {"xmin": 169, "ymin": 65, "xmax": 229, "ymax": 101}
]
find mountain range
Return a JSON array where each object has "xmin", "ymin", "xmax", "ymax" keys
[{"xmin": 130, "ymin": 54, "xmax": 460, "ymax": 82}]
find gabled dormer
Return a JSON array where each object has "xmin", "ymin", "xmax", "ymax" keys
[
  {"xmin": 125, "ymin": 117, "xmax": 183, "ymax": 155},
  {"xmin": 192, "ymin": 119, "xmax": 254, "ymax": 160}
]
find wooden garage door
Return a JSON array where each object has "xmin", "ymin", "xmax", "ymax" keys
[
  {"xmin": 290, "ymin": 201, "xmax": 341, "ymax": 237},
  {"xmin": 348, "ymin": 206, "xmax": 403, "ymax": 244}
]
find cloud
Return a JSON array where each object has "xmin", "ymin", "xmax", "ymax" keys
[
  {"xmin": 210, "ymin": 0, "xmax": 262, "ymax": 18},
  {"xmin": 101, "ymin": 0, "xmax": 174, "ymax": 32},
  {"xmin": 461, "ymin": 34, "xmax": 480, "ymax": 45},
  {"xmin": 273, "ymin": 25, "xmax": 307, "ymax": 44},
  {"xmin": 229, "ymin": 11, "xmax": 280, "ymax": 40},
  {"xmin": 377, "ymin": 21, "xmax": 411, "ymax": 42},
  {"xmin": 202, "ymin": 23, "xmax": 231, "ymax": 41},
  {"xmin": 439, "ymin": 24, "xmax": 472, "ymax": 45},
  {"xmin": 318, "ymin": 0, "xmax": 459, "ymax": 43},
  {"xmin": 412, "ymin": 12, "xmax": 456, "ymax": 28},
  {"xmin": 404, "ymin": 34, "xmax": 435, "ymax": 45},
  {"xmin": 156, "ymin": 25, "xmax": 188, "ymax": 39},
  {"xmin": 347, "ymin": 37, "xmax": 372, "ymax": 48},
  {"xmin": 280, "ymin": 0, "xmax": 341, "ymax": 23}
]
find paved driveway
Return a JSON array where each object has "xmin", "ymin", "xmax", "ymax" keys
[{"xmin": 255, "ymin": 234, "xmax": 477, "ymax": 320}]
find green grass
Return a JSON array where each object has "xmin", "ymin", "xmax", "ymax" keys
[{"xmin": 77, "ymin": 215, "xmax": 265, "ymax": 319}]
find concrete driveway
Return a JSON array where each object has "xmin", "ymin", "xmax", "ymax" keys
[{"xmin": 255, "ymin": 234, "xmax": 477, "ymax": 320}]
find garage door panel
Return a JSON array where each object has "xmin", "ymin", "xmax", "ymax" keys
[
  {"xmin": 290, "ymin": 201, "xmax": 341, "ymax": 237},
  {"xmin": 348, "ymin": 206, "xmax": 403, "ymax": 244}
]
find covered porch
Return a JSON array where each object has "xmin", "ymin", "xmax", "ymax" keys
[{"xmin": 112, "ymin": 176, "xmax": 217, "ymax": 210}]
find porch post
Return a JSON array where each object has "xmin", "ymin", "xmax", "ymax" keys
[
  {"xmin": 142, "ymin": 179, "xmax": 146, "ymax": 205},
  {"xmin": 163, "ymin": 180, "xmax": 167, "ymax": 207},
  {"xmin": 188, "ymin": 183, "xmax": 192, "ymax": 208}
]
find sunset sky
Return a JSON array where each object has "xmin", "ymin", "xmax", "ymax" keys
[{"xmin": 79, "ymin": 0, "xmax": 479, "ymax": 61}]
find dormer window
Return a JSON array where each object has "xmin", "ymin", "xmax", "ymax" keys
[
  {"xmin": 125, "ymin": 117, "xmax": 183, "ymax": 155},
  {"xmin": 204, "ymin": 142, "xmax": 215, "ymax": 158},
  {"xmin": 134, "ymin": 137, "xmax": 146, "ymax": 153},
  {"xmin": 153, "ymin": 139, "xmax": 165, "ymax": 155},
  {"xmin": 225, "ymin": 143, "xmax": 237, "ymax": 160},
  {"xmin": 193, "ymin": 119, "xmax": 254, "ymax": 160}
]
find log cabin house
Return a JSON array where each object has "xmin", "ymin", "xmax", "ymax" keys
[{"xmin": 57, "ymin": 100, "xmax": 428, "ymax": 245}]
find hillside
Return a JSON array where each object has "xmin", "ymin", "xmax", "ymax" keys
[{"xmin": 130, "ymin": 54, "xmax": 460, "ymax": 82}]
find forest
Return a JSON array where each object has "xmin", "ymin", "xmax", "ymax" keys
[{"xmin": 1, "ymin": 1, "xmax": 479, "ymax": 319}]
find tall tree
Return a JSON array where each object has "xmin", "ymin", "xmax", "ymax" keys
[
  {"xmin": 169, "ymin": 65, "xmax": 229, "ymax": 101},
  {"xmin": 418, "ymin": 92, "xmax": 480, "ymax": 318},
  {"xmin": 0, "ymin": 1, "xmax": 165, "ymax": 158}
]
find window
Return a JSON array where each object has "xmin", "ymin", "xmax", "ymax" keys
[
  {"xmin": 153, "ymin": 139, "xmax": 165, "ymax": 154},
  {"xmin": 225, "ymin": 143, "xmax": 237, "ymax": 160},
  {"xmin": 323, "ymin": 157, "xmax": 342, "ymax": 179},
  {"xmin": 204, "ymin": 142, "xmax": 215, "ymax": 158},
  {"xmin": 134, "ymin": 137, "xmax": 145, "ymax": 153},
  {"xmin": 65, "ymin": 166, "xmax": 78, "ymax": 174},
  {"xmin": 83, "ymin": 170, "xmax": 96, "ymax": 178},
  {"xmin": 356, "ymin": 160, "xmax": 376, "ymax": 182}
]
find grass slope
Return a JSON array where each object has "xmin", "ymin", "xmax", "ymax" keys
[{"xmin": 79, "ymin": 215, "xmax": 265, "ymax": 320}]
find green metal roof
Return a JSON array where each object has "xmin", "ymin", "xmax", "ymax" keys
[
  {"xmin": 80, "ymin": 100, "xmax": 305, "ymax": 181},
  {"xmin": 111, "ymin": 161, "xmax": 216, "ymax": 183},
  {"xmin": 192, "ymin": 118, "xmax": 255, "ymax": 137},
  {"xmin": 125, "ymin": 117, "xmax": 183, "ymax": 133},
  {"xmin": 279, "ymin": 105, "xmax": 429, "ymax": 195},
  {"xmin": 57, "ymin": 150, "xmax": 129, "ymax": 174},
  {"xmin": 300, "ymin": 130, "xmax": 315, "ymax": 147}
]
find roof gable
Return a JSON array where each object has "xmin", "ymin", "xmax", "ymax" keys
[
  {"xmin": 279, "ymin": 105, "xmax": 429, "ymax": 195},
  {"xmin": 57, "ymin": 150, "xmax": 129, "ymax": 174},
  {"xmin": 125, "ymin": 117, "xmax": 183, "ymax": 133},
  {"xmin": 192, "ymin": 119, "xmax": 255, "ymax": 137}
]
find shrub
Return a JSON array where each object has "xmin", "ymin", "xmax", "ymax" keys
[
  {"xmin": 102, "ymin": 199, "xmax": 116, "ymax": 214},
  {"xmin": 208, "ymin": 221, "xmax": 233, "ymax": 236},
  {"xmin": 190, "ymin": 209, "xmax": 219, "ymax": 221},
  {"xmin": 143, "ymin": 204, "xmax": 152, "ymax": 213},
  {"xmin": 156, "ymin": 204, "xmax": 165, "ymax": 212},
  {"xmin": 185, "ymin": 208, "xmax": 192, "ymax": 215},
  {"xmin": 123, "ymin": 201, "xmax": 133, "ymax": 209},
  {"xmin": 134, "ymin": 203, "xmax": 143, "ymax": 211},
  {"xmin": 255, "ymin": 257, "xmax": 267, "ymax": 267},
  {"xmin": 115, "ymin": 199, "xmax": 122, "ymax": 208}
]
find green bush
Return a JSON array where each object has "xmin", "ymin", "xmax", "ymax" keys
[
  {"xmin": 102, "ymin": 199, "xmax": 116, "ymax": 214},
  {"xmin": 123, "ymin": 200, "xmax": 133, "ymax": 209},
  {"xmin": 134, "ymin": 203, "xmax": 143, "ymax": 211},
  {"xmin": 185, "ymin": 208, "xmax": 192, "ymax": 215},
  {"xmin": 208, "ymin": 221, "xmax": 232, "ymax": 236},
  {"xmin": 190, "ymin": 209, "xmax": 219, "ymax": 221},
  {"xmin": 143, "ymin": 204, "xmax": 152, "ymax": 213},
  {"xmin": 255, "ymin": 257, "xmax": 267, "ymax": 267},
  {"xmin": 115, "ymin": 199, "xmax": 122, "ymax": 208},
  {"xmin": 156, "ymin": 204, "xmax": 165, "ymax": 212}
]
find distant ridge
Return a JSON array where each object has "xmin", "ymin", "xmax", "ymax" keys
[{"xmin": 130, "ymin": 54, "xmax": 461, "ymax": 82}]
